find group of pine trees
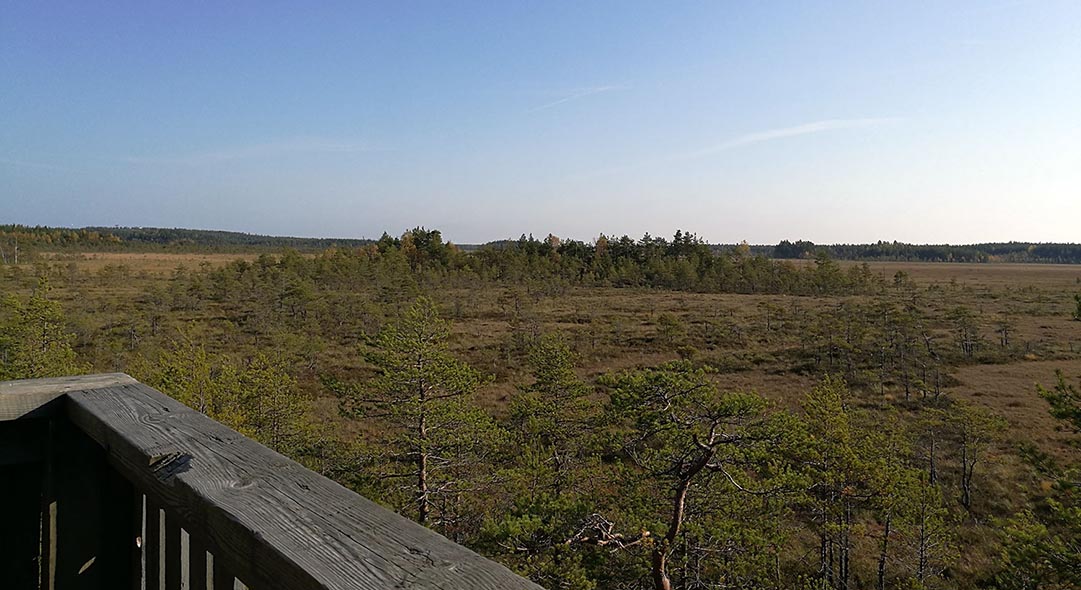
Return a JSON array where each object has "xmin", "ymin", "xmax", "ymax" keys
[{"xmin": 307, "ymin": 297, "xmax": 1071, "ymax": 590}]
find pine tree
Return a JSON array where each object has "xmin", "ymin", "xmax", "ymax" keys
[
  {"xmin": 328, "ymin": 297, "xmax": 498, "ymax": 533},
  {"xmin": 139, "ymin": 335, "xmax": 310, "ymax": 455},
  {"xmin": 946, "ymin": 400, "xmax": 1006, "ymax": 514},
  {"xmin": 0, "ymin": 278, "xmax": 84, "ymax": 379},
  {"xmin": 800, "ymin": 375, "xmax": 880, "ymax": 590},
  {"xmin": 592, "ymin": 362, "xmax": 796, "ymax": 590},
  {"xmin": 481, "ymin": 334, "xmax": 600, "ymax": 589}
]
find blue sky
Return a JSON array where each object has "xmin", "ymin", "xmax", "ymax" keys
[{"xmin": 2, "ymin": 1, "xmax": 1079, "ymax": 244}]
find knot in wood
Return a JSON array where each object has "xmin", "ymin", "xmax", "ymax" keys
[{"xmin": 230, "ymin": 477, "xmax": 255, "ymax": 489}]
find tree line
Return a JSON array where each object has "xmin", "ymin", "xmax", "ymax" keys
[
  {"xmin": 773, "ymin": 240, "xmax": 1081, "ymax": 264},
  {"xmin": 5, "ymin": 224, "xmax": 1081, "ymax": 264}
]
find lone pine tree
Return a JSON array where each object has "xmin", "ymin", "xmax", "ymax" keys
[{"xmin": 328, "ymin": 297, "xmax": 498, "ymax": 532}]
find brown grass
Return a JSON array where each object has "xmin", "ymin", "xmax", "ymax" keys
[
  {"xmin": 950, "ymin": 359, "xmax": 1081, "ymax": 461},
  {"xmin": 38, "ymin": 252, "xmax": 257, "ymax": 274},
  {"xmin": 23, "ymin": 251, "xmax": 1081, "ymax": 463},
  {"xmin": 835, "ymin": 260, "xmax": 1081, "ymax": 289}
]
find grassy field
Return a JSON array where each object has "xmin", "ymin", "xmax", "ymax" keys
[
  {"xmin": 6, "ymin": 250, "xmax": 1081, "ymax": 588},
  {"xmin": 803, "ymin": 258, "xmax": 1081, "ymax": 288},
  {"xmin": 22, "ymin": 251, "xmax": 1081, "ymax": 456},
  {"xmin": 37, "ymin": 251, "xmax": 259, "ymax": 274}
]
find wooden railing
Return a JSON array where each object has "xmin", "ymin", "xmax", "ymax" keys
[{"xmin": 0, "ymin": 374, "xmax": 542, "ymax": 590}]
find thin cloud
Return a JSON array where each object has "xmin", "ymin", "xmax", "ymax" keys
[
  {"xmin": 672, "ymin": 118, "xmax": 899, "ymax": 161},
  {"xmin": 118, "ymin": 137, "xmax": 388, "ymax": 165},
  {"xmin": 529, "ymin": 85, "xmax": 626, "ymax": 112},
  {"xmin": 571, "ymin": 117, "xmax": 898, "ymax": 180}
]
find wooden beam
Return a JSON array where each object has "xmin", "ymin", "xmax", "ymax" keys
[
  {"xmin": 146, "ymin": 498, "xmax": 162, "ymax": 590},
  {"xmin": 164, "ymin": 516, "xmax": 182, "ymax": 590},
  {"xmin": 211, "ymin": 555, "xmax": 234, "ymax": 590},
  {"xmin": 0, "ymin": 418, "xmax": 47, "ymax": 465},
  {"xmin": 0, "ymin": 374, "xmax": 136, "ymax": 421},
  {"xmin": 64, "ymin": 381, "xmax": 543, "ymax": 590},
  {"xmin": 188, "ymin": 535, "xmax": 208, "ymax": 590},
  {"xmin": 41, "ymin": 421, "xmax": 136, "ymax": 590},
  {"xmin": 0, "ymin": 460, "xmax": 43, "ymax": 588}
]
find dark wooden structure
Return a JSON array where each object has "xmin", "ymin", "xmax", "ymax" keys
[{"xmin": 0, "ymin": 374, "xmax": 542, "ymax": 590}]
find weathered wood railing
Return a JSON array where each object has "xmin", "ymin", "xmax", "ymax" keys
[{"xmin": 0, "ymin": 374, "xmax": 542, "ymax": 590}]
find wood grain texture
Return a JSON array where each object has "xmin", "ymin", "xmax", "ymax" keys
[
  {"xmin": 63, "ymin": 381, "xmax": 543, "ymax": 590},
  {"xmin": 0, "ymin": 374, "xmax": 136, "ymax": 421}
]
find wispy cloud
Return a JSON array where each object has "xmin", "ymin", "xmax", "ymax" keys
[
  {"xmin": 571, "ymin": 117, "xmax": 898, "ymax": 180},
  {"xmin": 528, "ymin": 85, "xmax": 626, "ymax": 113},
  {"xmin": 118, "ymin": 137, "xmax": 388, "ymax": 165},
  {"xmin": 671, "ymin": 117, "xmax": 899, "ymax": 161}
]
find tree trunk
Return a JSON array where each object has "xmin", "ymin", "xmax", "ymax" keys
[
  {"xmin": 651, "ymin": 547, "xmax": 672, "ymax": 590},
  {"xmin": 917, "ymin": 506, "xmax": 929, "ymax": 581},
  {"xmin": 877, "ymin": 510, "xmax": 891, "ymax": 590},
  {"xmin": 652, "ymin": 480, "xmax": 689, "ymax": 590},
  {"xmin": 417, "ymin": 413, "xmax": 430, "ymax": 525},
  {"xmin": 840, "ymin": 502, "xmax": 851, "ymax": 590},
  {"xmin": 819, "ymin": 529, "xmax": 829, "ymax": 585},
  {"xmin": 901, "ymin": 345, "xmax": 910, "ymax": 401},
  {"xmin": 653, "ymin": 454, "xmax": 710, "ymax": 590},
  {"xmin": 928, "ymin": 432, "xmax": 937, "ymax": 486},
  {"xmin": 960, "ymin": 433, "xmax": 972, "ymax": 512}
]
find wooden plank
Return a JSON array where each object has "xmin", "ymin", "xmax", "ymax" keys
[
  {"xmin": 165, "ymin": 514, "xmax": 182, "ymax": 590},
  {"xmin": 211, "ymin": 554, "xmax": 235, "ymax": 590},
  {"xmin": 65, "ymin": 382, "xmax": 544, "ymax": 590},
  {"xmin": 0, "ymin": 461, "xmax": 43, "ymax": 589},
  {"xmin": 0, "ymin": 374, "xmax": 136, "ymax": 421},
  {"xmin": 134, "ymin": 494, "xmax": 145, "ymax": 590},
  {"xmin": 46, "ymin": 497, "xmax": 57, "ymax": 590},
  {"xmin": 0, "ymin": 419, "xmax": 47, "ymax": 465},
  {"xmin": 39, "ymin": 419, "xmax": 56, "ymax": 590},
  {"xmin": 188, "ymin": 534, "xmax": 208, "ymax": 590},
  {"xmin": 52, "ymin": 419, "xmax": 100, "ymax": 589},
  {"xmin": 99, "ymin": 464, "xmax": 139, "ymax": 588},
  {"xmin": 50, "ymin": 420, "xmax": 139, "ymax": 589},
  {"xmin": 146, "ymin": 498, "xmax": 162, "ymax": 590}
]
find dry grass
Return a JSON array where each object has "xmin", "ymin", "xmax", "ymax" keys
[
  {"xmin": 38, "ymin": 251, "xmax": 257, "ymax": 274},
  {"xmin": 10, "ymin": 251, "xmax": 1081, "ymax": 588},
  {"xmin": 23, "ymin": 251, "xmax": 1081, "ymax": 463},
  {"xmin": 836, "ymin": 260, "xmax": 1081, "ymax": 289},
  {"xmin": 950, "ymin": 359, "xmax": 1081, "ymax": 461}
]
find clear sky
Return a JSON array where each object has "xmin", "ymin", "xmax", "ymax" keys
[{"xmin": 2, "ymin": 1, "xmax": 1079, "ymax": 244}]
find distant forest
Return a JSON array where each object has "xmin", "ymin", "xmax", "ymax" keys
[
  {"xmin": 0, "ymin": 224, "xmax": 373, "ymax": 256},
  {"xmin": 3, "ymin": 224, "xmax": 1081, "ymax": 264},
  {"xmin": 767, "ymin": 239, "xmax": 1081, "ymax": 264}
]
